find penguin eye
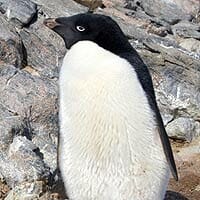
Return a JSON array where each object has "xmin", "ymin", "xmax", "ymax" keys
[{"xmin": 76, "ymin": 25, "xmax": 86, "ymax": 32}]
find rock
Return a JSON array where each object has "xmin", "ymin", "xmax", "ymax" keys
[
  {"xmin": 73, "ymin": 0, "xmax": 103, "ymax": 10},
  {"xmin": 166, "ymin": 117, "xmax": 198, "ymax": 141},
  {"xmin": 171, "ymin": 0, "xmax": 200, "ymax": 16},
  {"xmin": 0, "ymin": 17, "xmax": 26, "ymax": 68},
  {"xmin": 31, "ymin": 0, "xmax": 87, "ymax": 17},
  {"xmin": 8, "ymin": 135, "xmax": 37, "ymax": 155},
  {"xmin": 139, "ymin": 38, "xmax": 200, "ymax": 140},
  {"xmin": 18, "ymin": 29, "xmax": 61, "ymax": 79},
  {"xmin": 172, "ymin": 21, "xmax": 200, "ymax": 39},
  {"xmin": 146, "ymin": 24, "xmax": 169, "ymax": 37},
  {"xmin": 0, "ymin": 0, "xmax": 8, "ymax": 13},
  {"xmin": 125, "ymin": 0, "xmax": 192, "ymax": 24},
  {"xmin": 5, "ymin": 181, "xmax": 45, "ymax": 200},
  {"xmin": 179, "ymin": 38, "xmax": 200, "ymax": 54},
  {"xmin": 0, "ymin": 180, "xmax": 10, "ymax": 200},
  {"xmin": 0, "ymin": 16, "xmax": 17, "ymax": 41},
  {"xmin": 165, "ymin": 191, "xmax": 189, "ymax": 200},
  {"xmin": 5, "ymin": 0, "xmax": 37, "ymax": 27},
  {"xmin": 0, "ymin": 64, "xmax": 58, "ymax": 190},
  {"xmin": 32, "ymin": 132, "xmax": 58, "ymax": 174},
  {"xmin": 0, "ymin": 65, "xmax": 58, "ymax": 118},
  {"xmin": 0, "ymin": 66, "xmax": 22, "ymax": 151},
  {"xmin": 0, "ymin": 136, "xmax": 50, "ymax": 186}
]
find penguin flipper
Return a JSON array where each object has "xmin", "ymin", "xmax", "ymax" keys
[{"xmin": 154, "ymin": 105, "xmax": 178, "ymax": 181}]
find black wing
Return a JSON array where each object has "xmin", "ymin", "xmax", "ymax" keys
[
  {"xmin": 153, "ymin": 103, "xmax": 178, "ymax": 181},
  {"xmin": 120, "ymin": 52, "xmax": 178, "ymax": 181}
]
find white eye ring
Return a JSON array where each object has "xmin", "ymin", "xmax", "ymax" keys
[{"xmin": 76, "ymin": 25, "xmax": 85, "ymax": 32}]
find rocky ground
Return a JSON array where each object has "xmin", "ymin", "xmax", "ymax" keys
[
  {"xmin": 167, "ymin": 138, "xmax": 200, "ymax": 200},
  {"xmin": 0, "ymin": 0, "xmax": 199, "ymax": 199}
]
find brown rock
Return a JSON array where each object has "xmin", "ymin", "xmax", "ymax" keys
[
  {"xmin": 0, "ymin": 181, "xmax": 10, "ymax": 200},
  {"xmin": 73, "ymin": 0, "xmax": 103, "ymax": 10}
]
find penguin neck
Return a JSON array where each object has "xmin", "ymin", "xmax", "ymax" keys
[{"xmin": 96, "ymin": 33, "xmax": 134, "ymax": 55}]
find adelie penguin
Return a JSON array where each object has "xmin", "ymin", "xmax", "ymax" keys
[{"xmin": 44, "ymin": 13, "xmax": 178, "ymax": 200}]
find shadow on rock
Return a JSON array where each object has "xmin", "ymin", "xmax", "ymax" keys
[{"xmin": 165, "ymin": 190, "xmax": 189, "ymax": 200}]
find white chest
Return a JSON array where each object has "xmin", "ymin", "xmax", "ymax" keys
[{"xmin": 59, "ymin": 41, "xmax": 169, "ymax": 200}]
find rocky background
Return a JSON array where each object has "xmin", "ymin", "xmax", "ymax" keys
[{"xmin": 0, "ymin": 0, "xmax": 199, "ymax": 199}]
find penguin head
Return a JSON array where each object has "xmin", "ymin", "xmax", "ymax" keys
[{"xmin": 44, "ymin": 13, "xmax": 132, "ymax": 54}]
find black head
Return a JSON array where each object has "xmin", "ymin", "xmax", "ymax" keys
[{"xmin": 44, "ymin": 13, "xmax": 133, "ymax": 55}]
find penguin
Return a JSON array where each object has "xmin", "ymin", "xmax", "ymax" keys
[{"xmin": 44, "ymin": 13, "xmax": 178, "ymax": 200}]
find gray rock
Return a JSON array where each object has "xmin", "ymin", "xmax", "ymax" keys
[
  {"xmin": 5, "ymin": 0, "xmax": 37, "ymax": 26},
  {"xmin": 0, "ymin": 65, "xmax": 58, "ymax": 116},
  {"xmin": 179, "ymin": 38, "xmax": 200, "ymax": 54},
  {"xmin": 18, "ymin": 29, "xmax": 61, "ymax": 79},
  {"xmin": 0, "ymin": 66, "xmax": 22, "ymax": 151},
  {"xmin": 0, "ymin": 64, "xmax": 58, "ymax": 188},
  {"xmin": 170, "ymin": 0, "xmax": 200, "ymax": 16},
  {"xmin": 166, "ymin": 117, "xmax": 197, "ymax": 141},
  {"xmin": 133, "ymin": 35, "xmax": 200, "ymax": 140},
  {"xmin": 32, "ymin": 127, "xmax": 58, "ymax": 173},
  {"xmin": 31, "ymin": 0, "xmax": 87, "ymax": 17},
  {"xmin": 0, "ymin": 18, "xmax": 26, "ymax": 68},
  {"xmin": 0, "ymin": 16, "xmax": 18, "ymax": 41},
  {"xmin": 5, "ymin": 181, "xmax": 45, "ymax": 200},
  {"xmin": 0, "ymin": 0, "xmax": 8, "ymax": 13},
  {"xmin": 0, "ymin": 136, "xmax": 49, "ymax": 186},
  {"xmin": 172, "ymin": 21, "xmax": 200, "ymax": 39},
  {"xmin": 125, "ymin": 0, "xmax": 192, "ymax": 24}
]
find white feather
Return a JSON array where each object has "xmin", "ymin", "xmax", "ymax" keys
[{"xmin": 59, "ymin": 41, "xmax": 170, "ymax": 200}]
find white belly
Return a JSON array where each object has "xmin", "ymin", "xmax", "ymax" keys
[{"xmin": 59, "ymin": 41, "xmax": 170, "ymax": 200}]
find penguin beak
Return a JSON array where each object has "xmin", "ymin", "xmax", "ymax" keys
[{"xmin": 43, "ymin": 18, "xmax": 60, "ymax": 29}]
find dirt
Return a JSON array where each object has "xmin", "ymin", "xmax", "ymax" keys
[{"xmin": 165, "ymin": 139, "xmax": 200, "ymax": 200}]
